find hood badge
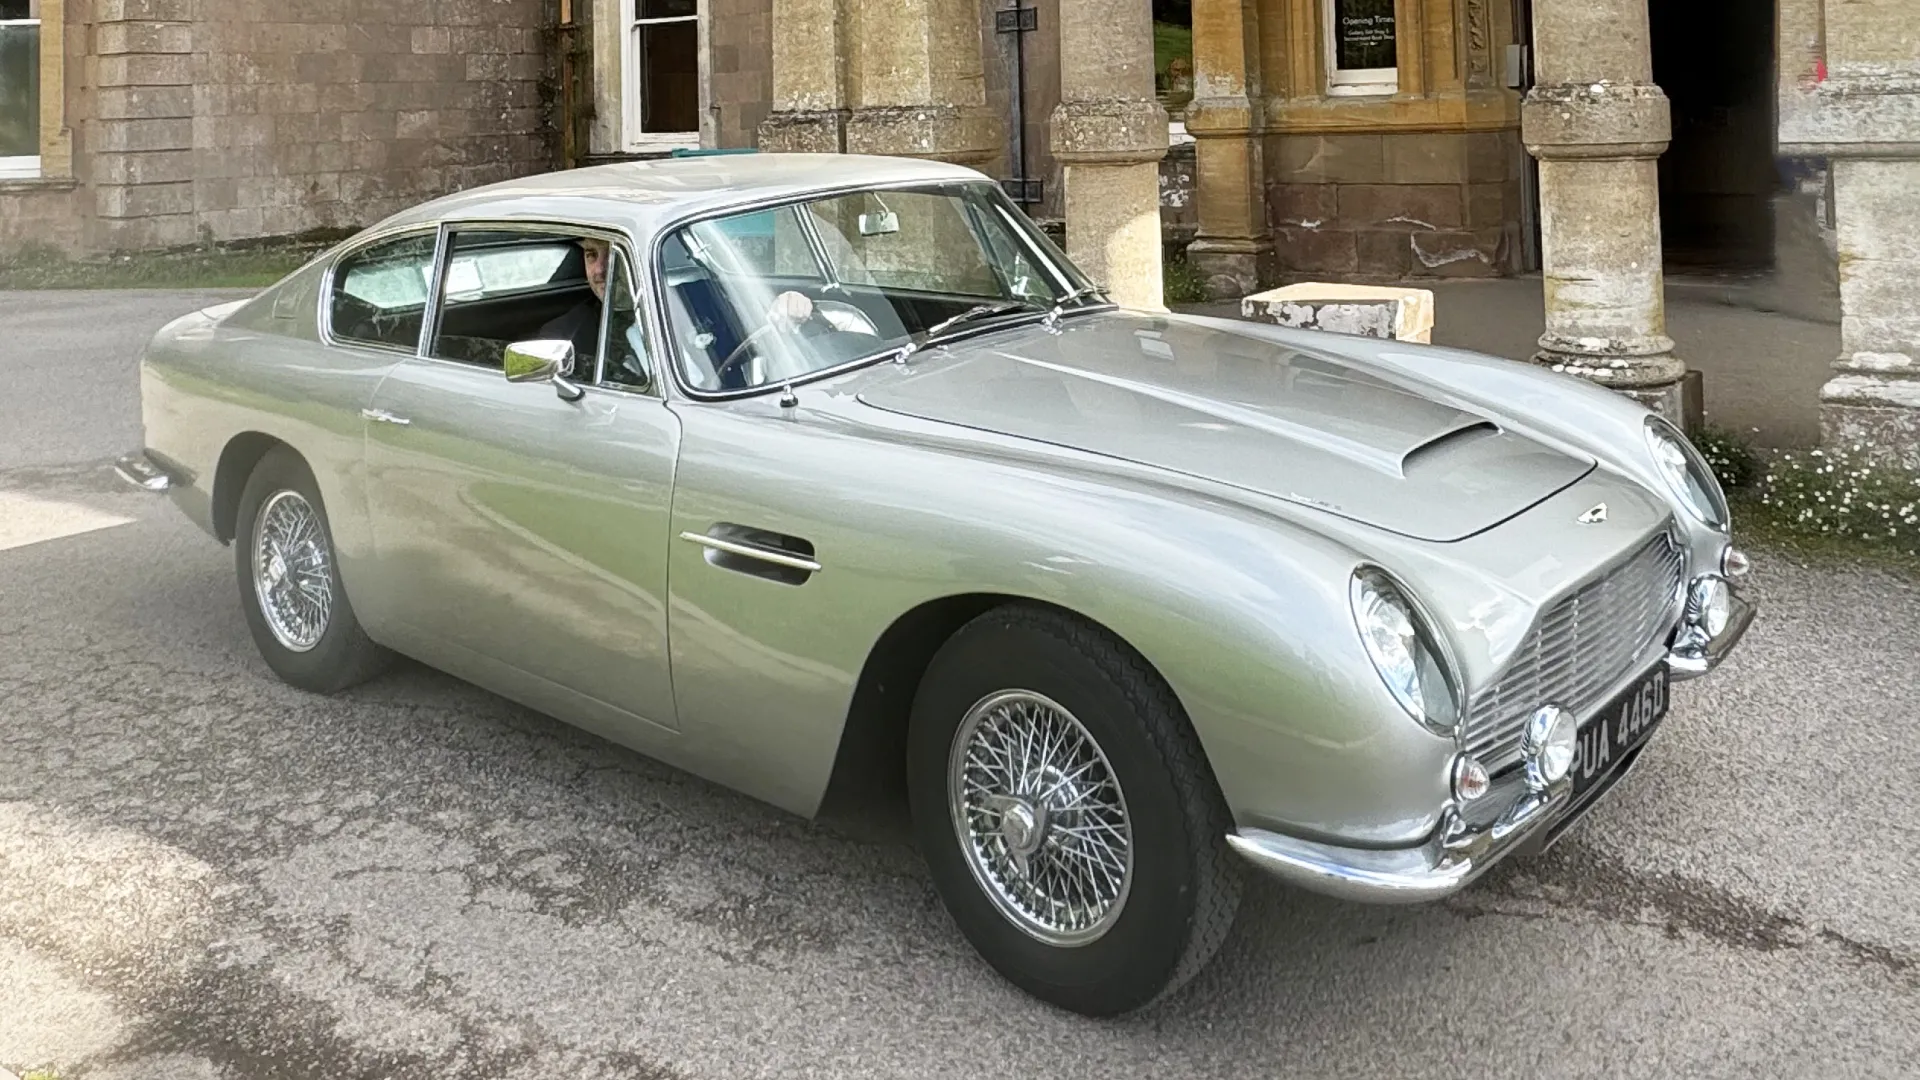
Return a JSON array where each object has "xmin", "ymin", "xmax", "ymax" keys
[{"xmin": 1577, "ymin": 503, "xmax": 1609, "ymax": 524}]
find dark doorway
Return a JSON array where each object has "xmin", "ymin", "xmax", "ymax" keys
[{"xmin": 1649, "ymin": 0, "xmax": 1778, "ymax": 273}]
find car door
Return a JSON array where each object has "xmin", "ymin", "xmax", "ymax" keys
[{"xmin": 358, "ymin": 225, "xmax": 683, "ymax": 743}]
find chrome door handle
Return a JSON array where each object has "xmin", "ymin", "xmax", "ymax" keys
[
  {"xmin": 361, "ymin": 408, "xmax": 411, "ymax": 426},
  {"xmin": 679, "ymin": 531, "xmax": 822, "ymax": 573}
]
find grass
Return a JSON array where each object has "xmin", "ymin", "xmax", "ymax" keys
[{"xmin": 0, "ymin": 239, "xmax": 328, "ymax": 291}]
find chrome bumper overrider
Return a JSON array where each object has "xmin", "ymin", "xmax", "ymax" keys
[
  {"xmin": 113, "ymin": 450, "xmax": 173, "ymax": 492},
  {"xmin": 1228, "ymin": 576, "xmax": 1756, "ymax": 905}
]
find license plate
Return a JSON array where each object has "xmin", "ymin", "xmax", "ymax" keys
[{"xmin": 1571, "ymin": 663, "xmax": 1670, "ymax": 797}]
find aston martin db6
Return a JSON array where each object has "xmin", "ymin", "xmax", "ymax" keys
[{"xmin": 117, "ymin": 153, "xmax": 1756, "ymax": 1016}]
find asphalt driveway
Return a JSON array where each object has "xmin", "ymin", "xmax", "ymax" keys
[{"xmin": 2, "ymin": 289, "xmax": 1916, "ymax": 1079}]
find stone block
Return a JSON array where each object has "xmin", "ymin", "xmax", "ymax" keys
[
  {"xmin": 412, "ymin": 25, "xmax": 452, "ymax": 54},
  {"xmin": 1241, "ymin": 282, "xmax": 1436, "ymax": 343},
  {"xmin": 97, "ymin": 86, "xmax": 194, "ymax": 121},
  {"xmin": 1275, "ymin": 134, "xmax": 1385, "ymax": 185},
  {"xmin": 93, "ymin": 149, "xmax": 192, "ymax": 185},
  {"xmin": 1273, "ymin": 226, "xmax": 1359, "ymax": 274},
  {"xmin": 1268, "ymin": 182, "xmax": 1339, "ymax": 226},
  {"xmin": 1382, "ymin": 133, "xmax": 1470, "ymax": 186},
  {"xmin": 96, "ymin": 180, "xmax": 193, "ymax": 218},
  {"xmin": 93, "ymin": 118, "xmax": 193, "ymax": 153},
  {"xmin": 466, "ymin": 53, "xmax": 510, "ymax": 81},
  {"xmin": 1409, "ymin": 229, "xmax": 1504, "ymax": 276},
  {"xmin": 1355, "ymin": 229, "xmax": 1414, "ymax": 278},
  {"xmin": 95, "ymin": 0, "xmax": 192, "ymax": 23},
  {"xmin": 97, "ymin": 53, "xmax": 193, "ymax": 87},
  {"xmin": 1819, "ymin": 374, "xmax": 1920, "ymax": 473},
  {"xmin": 1337, "ymin": 184, "xmax": 1464, "ymax": 229},
  {"xmin": 95, "ymin": 21, "xmax": 193, "ymax": 56},
  {"xmin": 95, "ymin": 212, "xmax": 196, "ymax": 252}
]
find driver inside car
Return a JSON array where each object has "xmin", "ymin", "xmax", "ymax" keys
[{"xmin": 535, "ymin": 235, "xmax": 610, "ymax": 379}]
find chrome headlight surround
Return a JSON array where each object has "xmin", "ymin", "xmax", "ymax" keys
[
  {"xmin": 1349, "ymin": 567, "xmax": 1463, "ymax": 737},
  {"xmin": 1643, "ymin": 416, "xmax": 1730, "ymax": 531}
]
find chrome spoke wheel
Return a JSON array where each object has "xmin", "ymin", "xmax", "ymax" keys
[
  {"xmin": 947, "ymin": 689, "xmax": 1133, "ymax": 947},
  {"xmin": 252, "ymin": 489, "xmax": 333, "ymax": 652}
]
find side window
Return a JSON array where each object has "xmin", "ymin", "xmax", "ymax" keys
[
  {"xmin": 328, "ymin": 231, "xmax": 438, "ymax": 351},
  {"xmin": 428, "ymin": 228, "xmax": 600, "ymax": 373},
  {"xmin": 597, "ymin": 247, "xmax": 655, "ymax": 393}
]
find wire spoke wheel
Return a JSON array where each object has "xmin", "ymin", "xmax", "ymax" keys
[
  {"xmin": 251, "ymin": 489, "xmax": 333, "ymax": 652},
  {"xmin": 947, "ymin": 689, "xmax": 1134, "ymax": 947}
]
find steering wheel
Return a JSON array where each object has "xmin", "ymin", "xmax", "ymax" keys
[{"xmin": 712, "ymin": 290, "xmax": 824, "ymax": 386}]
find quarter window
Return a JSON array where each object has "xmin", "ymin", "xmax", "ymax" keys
[
  {"xmin": 430, "ymin": 229, "xmax": 605, "ymax": 373},
  {"xmin": 328, "ymin": 231, "xmax": 439, "ymax": 352}
]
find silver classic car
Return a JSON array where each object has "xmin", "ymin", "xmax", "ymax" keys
[{"xmin": 117, "ymin": 153, "xmax": 1755, "ymax": 1017}]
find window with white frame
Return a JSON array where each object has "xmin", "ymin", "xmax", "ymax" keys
[
  {"xmin": 1324, "ymin": 0, "xmax": 1398, "ymax": 96},
  {"xmin": 624, "ymin": 0, "xmax": 699, "ymax": 150},
  {"xmin": 0, "ymin": 0, "xmax": 39, "ymax": 178}
]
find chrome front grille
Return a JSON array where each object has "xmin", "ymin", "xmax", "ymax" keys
[{"xmin": 1464, "ymin": 530, "xmax": 1687, "ymax": 771}]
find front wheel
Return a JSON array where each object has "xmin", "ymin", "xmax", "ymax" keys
[
  {"xmin": 232, "ymin": 445, "xmax": 393, "ymax": 694},
  {"xmin": 907, "ymin": 604, "xmax": 1243, "ymax": 1016}
]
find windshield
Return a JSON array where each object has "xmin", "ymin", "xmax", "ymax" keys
[{"xmin": 655, "ymin": 181, "xmax": 1102, "ymax": 394}]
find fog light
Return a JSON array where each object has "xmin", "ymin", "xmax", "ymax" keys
[
  {"xmin": 1722, "ymin": 547, "xmax": 1751, "ymax": 578},
  {"xmin": 1689, "ymin": 576, "xmax": 1732, "ymax": 637},
  {"xmin": 1452, "ymin": 755, "xmax": 1491, "ymax": 803},
  {"xmin": 1523, "ymin": 705, "xmax": 1578, "ymax": 790}
]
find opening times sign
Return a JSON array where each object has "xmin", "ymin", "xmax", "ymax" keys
[{"xmin": 1334, "ymin": 0, "xmax": 1397, "ymax": 71}]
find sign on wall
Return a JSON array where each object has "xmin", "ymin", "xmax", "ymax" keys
[{"xmin": 1333, "ymin": 0, "xmax": 1397, "ymax": 72}]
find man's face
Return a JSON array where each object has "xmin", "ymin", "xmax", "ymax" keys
[{"xmin": 581, "ymin": 238, "xmax": 610, "ymax": 300}]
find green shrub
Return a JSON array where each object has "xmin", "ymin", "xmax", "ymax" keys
[
  {"xmin": 1163, "ymin": 254, "xmax": 1210, "ymax": 305},
  {"xmin": 1691, "ymin": 423, "xmax": 1762, "ymax": 491}
]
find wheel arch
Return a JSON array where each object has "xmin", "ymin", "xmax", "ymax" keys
[
  {"xmin": 816, "ymin": 591, "xmax": 1222, "ymax": 823},
  {"xmin": 211, "ymin": 431, "xmax": 295, "ymax": 544}
]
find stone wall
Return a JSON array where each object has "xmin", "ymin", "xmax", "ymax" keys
[
  {"xmin": 709, "ymin": 0, "xmax": 772, "ymax": 148},
  {"xmin": 5, "ymin": 0, "xmax": 556, "ymax": 257},
  {"xmin": 1264, "ymin": 129, "xmax": 1529, "ymax": 282}
]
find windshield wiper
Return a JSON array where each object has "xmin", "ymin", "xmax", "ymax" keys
[{"xmin": 894, "ymin": 300, "xmax": 1044, "ymax": 362}]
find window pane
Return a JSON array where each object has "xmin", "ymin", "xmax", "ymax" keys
[
  {"xmin": 599, "ymin": 249, "xmax": 654, "ymax": 390},
  {"xmin": 638, "ymin": 0, "xmax": 696, "ymax": 19},
  {"xmin": 330, "ymin": 233, "xmax": 438, "ymax": 351},
  {"xmin": 1331, "ymin": 0, "xmax": 1396, "ymax": 71},
  {"xmin": 431, "ymin": 230, "xmax": 604, "ymax": 372},
  {"xmin": 0, "ymin": 3, "xmax": 34, "ymax": 20},
  {"xmin": 805, "ymin": 191, "xmax": 1002, "ymax": 297},
  {"xmin": 638, "ymin": 20, "xmax": 697, "ymax": 133},
  {"xmin": 0, "ymin": 19, "xmax": 39, "ymax": 158}
]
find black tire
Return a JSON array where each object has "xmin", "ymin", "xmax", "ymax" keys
[
  {"xmin": 232, "ymin": 445, "xmax": 393, "ymax": 694},
  {"xmin": 906, "ymin": 603, "xmax": 1243, "ymax": 1016}
]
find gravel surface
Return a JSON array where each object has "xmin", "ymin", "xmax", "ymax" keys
[{"xmin": 3, "ymin": 290, "xmax": 1915, "ymax": 1080}]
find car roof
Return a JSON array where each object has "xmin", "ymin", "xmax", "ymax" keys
[{"xmin": 367, "ymin": 152, "xmax": 992, "ymax": 240}]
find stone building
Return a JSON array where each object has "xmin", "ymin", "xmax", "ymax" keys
[{"xmin": 0, "ymin": 0, "xmax": 1913, "ymax": 462}]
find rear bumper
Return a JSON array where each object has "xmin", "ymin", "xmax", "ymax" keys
[
  {"xmin": 1229, "ymin": 578, "xmax": 1756, "ymax": 905},
  {"xmin": 114, "ymin": 449, "xmax": 176, "ymax": 492}
]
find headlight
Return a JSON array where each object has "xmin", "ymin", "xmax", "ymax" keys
[
  {"xmin": 1350, "ymin": 568, "xmax": 1461, "ymax": 735},
  {"xmin": 1644, "ymin": 417, "xmax": 1729, "ymax": 530}
]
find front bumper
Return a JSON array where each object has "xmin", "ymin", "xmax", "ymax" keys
[{"xmin": 1227, "ymin": 576, "xmax": 1757, "ymax": 905}]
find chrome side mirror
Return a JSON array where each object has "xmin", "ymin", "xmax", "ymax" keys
[{"xmin": 502, "ymin": 339, "xmax": 585, "ymax": 401}]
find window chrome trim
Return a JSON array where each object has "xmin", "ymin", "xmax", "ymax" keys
[{"xmin": 641, "ymin": 177, "xmax": 1109, "ymax": 405}]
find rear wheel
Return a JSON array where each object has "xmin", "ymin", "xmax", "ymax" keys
[
  {"xmin": 232, "ymin": 446, "xmax": 393, "ymax": 693},
  {"xmin": 906, "ymin": 604, "xmax": 1243, "ymax": 1016}
]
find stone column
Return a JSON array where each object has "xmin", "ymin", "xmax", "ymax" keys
[
  {"xmin": 759, "ymin": 0, "xmax": 998, "ymax": 168},
  {"xmin": 1818, "ymin": 159, "xmax": 1920, "ymax": 471},
  {"xmin": 1776, "ymin": 0, "xmax": 1920, "ymax": 473},
  {"xmin": 1049, "ymin": 0, "xmax": 1168, "ymax": 312},
  {"xmin": 756, "ymin": 0, "xmax": 850, "ymax": 152},
  {"xmin": 1184, "ymin": 0, "xmax": 1272, "ymax": 297},
  {"xmin": 1521, "ymin": 0, "xmax": 1685, "ymax": 422}
]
